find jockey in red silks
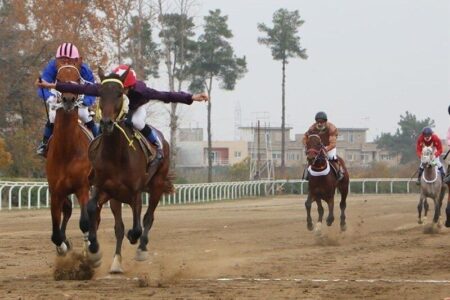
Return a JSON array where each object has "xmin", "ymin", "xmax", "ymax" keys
[
  {"xmin": 36, "ymin": 43, "xmax": 99, "ymax": 156},
  {"xmin": 416, "ymin": 127, "xmax": 445, "ymax": 184}
]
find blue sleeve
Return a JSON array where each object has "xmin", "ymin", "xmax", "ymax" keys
[
  {"xmin": 37, "ymin": 60, "xmax": 57, "ymax": 101},
  {"xmin": 80, "ymin": 64, "xmax": 96, "ymax": 107}
]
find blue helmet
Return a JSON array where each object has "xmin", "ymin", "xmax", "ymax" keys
[{"xmin": 422, "ymin": 127, "xmax": 433, "ymax": 137}]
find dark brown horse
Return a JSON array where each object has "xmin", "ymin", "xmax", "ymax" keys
[
  {"xmin": 46, "ymin": 63, "xmax": 92, "ymax": 255},
  {"xmin": 304, "ymin": 134, "xmax": 349, "ymax": 234},
  {"xmin": 86, "ymin": 68, "xmax": 173, "ymax": 273}
]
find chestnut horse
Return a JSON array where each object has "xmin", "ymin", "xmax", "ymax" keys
[
  {"xmin": 46, "ymin": 63, "xmax": 92, "ymax": 255},
  {"xmin": 86, "ymin": 68, "xmax": 173, "ymax": 273},
  {"xmin": 304, "ymin": 134, "xmax": 349, "ymax": 234}
]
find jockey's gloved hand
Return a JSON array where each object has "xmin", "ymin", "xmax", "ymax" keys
[{"xmin": 46, "ymin": 95, "xmax": 57, "ymax": 104}]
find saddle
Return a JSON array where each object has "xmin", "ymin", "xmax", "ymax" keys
[{"xmin": 88, "ymin": 124, "xmax": 157, "ymax": 172}]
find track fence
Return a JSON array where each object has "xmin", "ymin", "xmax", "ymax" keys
[{"xmin": 0, "ymin": 178, "xmax": 418, "ymax": 210}]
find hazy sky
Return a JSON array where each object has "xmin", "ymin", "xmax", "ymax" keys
[{"xmin": 152, "ymin": 0, "xmax": 449, "ymax": 142}]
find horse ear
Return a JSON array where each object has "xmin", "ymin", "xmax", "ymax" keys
[
  {"xmin": 119, "ymin": 66, "xmax": 130, "ymax": 84},
  {"xmin": 98, "ymin": 67, "xmax": 105, "ymax": 82}
]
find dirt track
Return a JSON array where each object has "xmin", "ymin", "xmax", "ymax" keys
[{"xmin": 1, "ymin": 194, "xmax": 450, "ymax": 299}]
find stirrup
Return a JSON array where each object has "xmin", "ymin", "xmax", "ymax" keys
[{"xmin": 36, "ymin": 142, "xmax": 47, "ymax": 156}]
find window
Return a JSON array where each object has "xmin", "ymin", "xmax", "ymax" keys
[
  {"xmin": 346, "ymin": 154, "xmax": 354, "ymax": 161},
  {"xmin": 349, "ymin": 133, "xmax": 354, "ymax": 143},
  {"xmin": 235, "ymin": 151, "xmax": 241, "ymax": 158},
  {"xmin": 381, "ymin": 154, "xmax": 391, "ymax": 160},
  {"xmin": 337, "ymin": 135, "xmax": 344, "ymax": 141}
]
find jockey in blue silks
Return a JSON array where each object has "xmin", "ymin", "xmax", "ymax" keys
[{"xmin": 36, "ymin": 42, "xmax": 99, "ymax": 156}]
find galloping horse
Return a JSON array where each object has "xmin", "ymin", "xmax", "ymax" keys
[
  {"xmin": 46, "ymin": 62, "xmax": 92, "ymax": 255},
  {"xmin": 304, "ymin": 134, "xmax": 349, "ymax": 234},
  {"xmin": 86, "ymin": 68, "xmax": 173, "ymax": 273},
  {"xmin": 418, "ymin": 146, "xmax": 445, "ymax": 226}
]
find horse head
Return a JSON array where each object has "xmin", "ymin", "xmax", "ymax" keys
[
  {"xmin": 55, "ymin": 61, "xmax": 82, "ymax": 111},
  {"xmin": 421, "ymin": 146, "xmax": 435, "ymax": 168},
  {"xmin": 98, "ymin": 67, "xmax": 129, "ymax": 134},
  {"xmin": 306, "ymin": 134, "xmax": 327, "ymax": 169}
]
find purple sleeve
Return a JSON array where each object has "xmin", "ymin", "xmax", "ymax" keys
[
  {"xmin": 55, "ymin": 82, "xmax": 101, "ymax": 97},
  {"xmin": 135, "ymin": 81, "xmax": 193, "ymax": 105}
]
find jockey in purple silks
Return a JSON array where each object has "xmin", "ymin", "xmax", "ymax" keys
[
  {"xmin": 36, "ymin": 64, "xmax": 208, "ymax": 163},
  {"xmin": 36, "ymin": 42, "xmax": 99, "ymax": 156}
]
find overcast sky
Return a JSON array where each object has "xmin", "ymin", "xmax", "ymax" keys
[{"xmin": 152, "ymin": 0, "xmax": 449, "ymax": 142}]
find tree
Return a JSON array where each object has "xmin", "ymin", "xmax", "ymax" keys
[
  {"xmin": 0, "ymin": 137, "xmax": 12, "ymax": 172},
  {"xmin": 258, "ymin": 9, "xmax": 307, "ymax": 177},
  {"xmin": 190, "ymin": 9, "xmax": 247, "ymax": 182},
  {"xmin": 127, "ymin": 0, "xmax": 160, "ymax": 80},
  {"xmin": 375, "ymin": 111, "xmax": 435, "ymax": 163},
  {"xmin": 158, "ymin": 0, "xmax": 198, "ymax": 170}
]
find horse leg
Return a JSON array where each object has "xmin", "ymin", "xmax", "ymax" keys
[
  {"xmin": 417, "ymin": 196, "xmax": 424, "ymax": 224},
  {"xmin": 423, "ymin": 198, "xmax": 429, "ymax": 223},
  {"xmin": 338, "ymin": 182, "xmax": 348, "ymax": 232},
  {"xmin": 315, "ymin": 199, "xmax": 324, "ymax": 235},
  {"xmin": 76, "ymin": 188, "xmax": 90, "ymax": 253},
  {"xmin": 50, "ymin": 195, "xmax": 69, "ymax": 256},
  {"xmin": 305, "ymin": 194, "xmax": 314, "ymax": 231},
  {"xmin": 86, "ymin": 188, "xmax": 106, "ymax": 267},
  {"xmin": 60, "ymin": 196, "xmax": 73, "ymax": 250},
  {"xmin": 127, "ymin": 193, "xmax": 143, "ymax": 245},
  {"xmin": 325, "ymin": 198, "xmax": 335, "ymax": 226},
  {"xmin": 446, "ymin": 183, "xmax": 450, "ymax": 227},
  {"xmin": 109, "ymin": 199, "xmax": 125, "ymax": 273}
]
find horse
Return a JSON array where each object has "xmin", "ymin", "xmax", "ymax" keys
[
  {"xmin": 418, "ymin": 146, "xmax": 445, "ymax": 227},
  {"xmin": 304, "ymin": 134, "xmax": 350, "ymax": 234},
  {"xmin": 85, "ymin": 68, "xmax": 173, "ymax": 273},
  {"xmin": 45, "ymin": 62, "xmax": 92, "ymax": 255}
]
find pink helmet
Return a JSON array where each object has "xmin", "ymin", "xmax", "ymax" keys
[
  {"xmin": 56, "ymin": 43, "xmax": 80, "ymax": 59},
  {"xmin": 113, "ymin": 65, "xmax": 137, "ymax": 87}
]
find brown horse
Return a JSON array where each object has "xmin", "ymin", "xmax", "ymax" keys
[
  {"xmin": 86, "ymin": 68, "xmax": 173, "ymax": 273},
  {"xmin": 304, "ymin": 134, "xmax": 349, "ymax": 234},
  {"xmin": 46, "ymin": 63, "xmax": 92, "ymax": 255}
]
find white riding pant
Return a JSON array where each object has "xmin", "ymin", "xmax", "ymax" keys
[
  {"xmin": 131, "ymin": 103, "xmax": 148, "ymax": 130},
  {"xmin": 420, "ymin": 158, "xmax": 442, "ymax": 169},
  {"xmin": 327, "ymin": 147, "xmax": 337, "ymax": 160},
  {"xmin": 48, "ymin": 95, "xmax": 92, "ymax": 124}
]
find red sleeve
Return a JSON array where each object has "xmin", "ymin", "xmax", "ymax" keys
[
  {"xmin": 416, "ymin": 135, "xmax": 423, "ymax": 158},
  {"xmin": 433, "ymin": 135, "xmax": 443, "ymax": 156}
]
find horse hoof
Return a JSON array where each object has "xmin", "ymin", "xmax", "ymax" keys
[
  {"xmin": 340, "ymin": 224, "xmax": 347, "ymax": 232},
  {"xmin": 314, "ymin": 223, "xmax": 322, "ymax": 236},
  {"xmin": 110, "ymin": 255, "xmax": 123, "ymax": 274},
  {"xmin": 446, "ymin": 220, "xmax": 450, "ymax": 228},
  {"xmin": 56, "ymin": 242, "xmax": 68, "ymax": 256},
  {"xmin": 418, "ymin": 219, "xmax": 423, "ymax": 225},
  {"xmin": 127, "ymin": 230, "xmax": 140, "ymax": 245},
  {"xmin": 307, "ymin": 223, "xmax": 314, "ymax": 231},
  {"xmin": 87, "ymin": 250, "xmax": 102, "ymax": 268},
  {"xmin": 135, "ymin": 249, "xmax": 149, "ymax": 261},
  {"xmin": 65, "ymin": 239, "xmax": 73, "ymax": 250}
]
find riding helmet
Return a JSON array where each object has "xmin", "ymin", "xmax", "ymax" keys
[
  {"xmin": 315, "ymin": 111, "xmax": 328, "ymax": 121},
  {"xmin": 113, "ymin": 65, "xmax": 137, "ymax": 88},
  {"xmin": 422, "ymin": 127, "xmax": 433, "ymax": 137},
  {"xmin": 56, "ymin": 43, "xmax": 80, "ymax": 59}
]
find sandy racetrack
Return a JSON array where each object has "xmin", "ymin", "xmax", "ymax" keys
[{"xmin": 1, "ymin": 194, "xmax": 450, "ymax": 299}]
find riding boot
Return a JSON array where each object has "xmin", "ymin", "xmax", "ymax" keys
[
  {"xmin": 141, "ymin": 125, "xmax": 163, "ymax": 161},
  {"xmin": 37, "ymin": 122, "xmax": 53, "ymax": 156},
  {"xmin": 85, "ymin": 120, "xmax": 100, "ymax": 137},
  {"xmin": 438, "ymin": 166, "xmax": 445, "ymax": 180},
  {"xmin": 416, "ymin": 167, "xmax": 424, "ymax": 185},
  {"xmin": 302, "ymin": 166, "xmax": 309, "ymax": 180}
]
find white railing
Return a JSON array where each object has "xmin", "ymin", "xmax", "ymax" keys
[{"xmin": 0, "ymin": 178, "xmax": 418, "ymax": 210}]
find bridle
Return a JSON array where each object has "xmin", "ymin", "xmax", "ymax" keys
[
  {"xmin": 306, "ymin": 134, "xmax": 328, "ymax": 171},
  {"xmin": 51, "ymin": 65, "xmax": 84, "ymax": 110}
]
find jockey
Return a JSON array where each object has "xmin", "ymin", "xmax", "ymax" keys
[
  {"xmin": 36, "ymin": 42, "xmax": 99, "ymax": 156},
  {"xmin": 415, "ymin": 126, "xmax": 445, "ymax": 184},
  {"xmin": 36, "ymin": 64, "xmax": 208, "ymax": 163},
  {"xmin": 303, "ymin": 111, "xmax": 344, "ymax": 181}
]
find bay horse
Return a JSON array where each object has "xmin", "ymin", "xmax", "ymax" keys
[
  {"xmin": 304, "ymin": 134, "xmax": 349, "ymax": 234},
  {"xmin": 86, "ymin": 68, "xmax": 173, "ymax": 273},
  {"xmin": 46, "ymin": 62, "xmax": 92, "ymax": 255},
  {"xmin": 418, "ymin": 146, "xmax": 445, "ymax": 227}
]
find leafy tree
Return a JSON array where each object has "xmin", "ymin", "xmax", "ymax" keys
[
  {"xmin": 158, "ymin": 0, "xmax": 198, "ymax": 170},
  {"xmin": 189, "ymin": 9, "xmax": 247, "ymax": 182},
  {"xmin": 375, "ymin": 111, "xmax": 435, "ymax": 163},
  {"xmin": 229, "ymin": 157, "xmax": 250, "ymax": 181},
  {"xmin": 0, "ymin": 137, "xmax": 12, "ymax": 172},
  {"xmin": 258, "ymin": 9, "xmax": 307, "ymax": 176}
]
